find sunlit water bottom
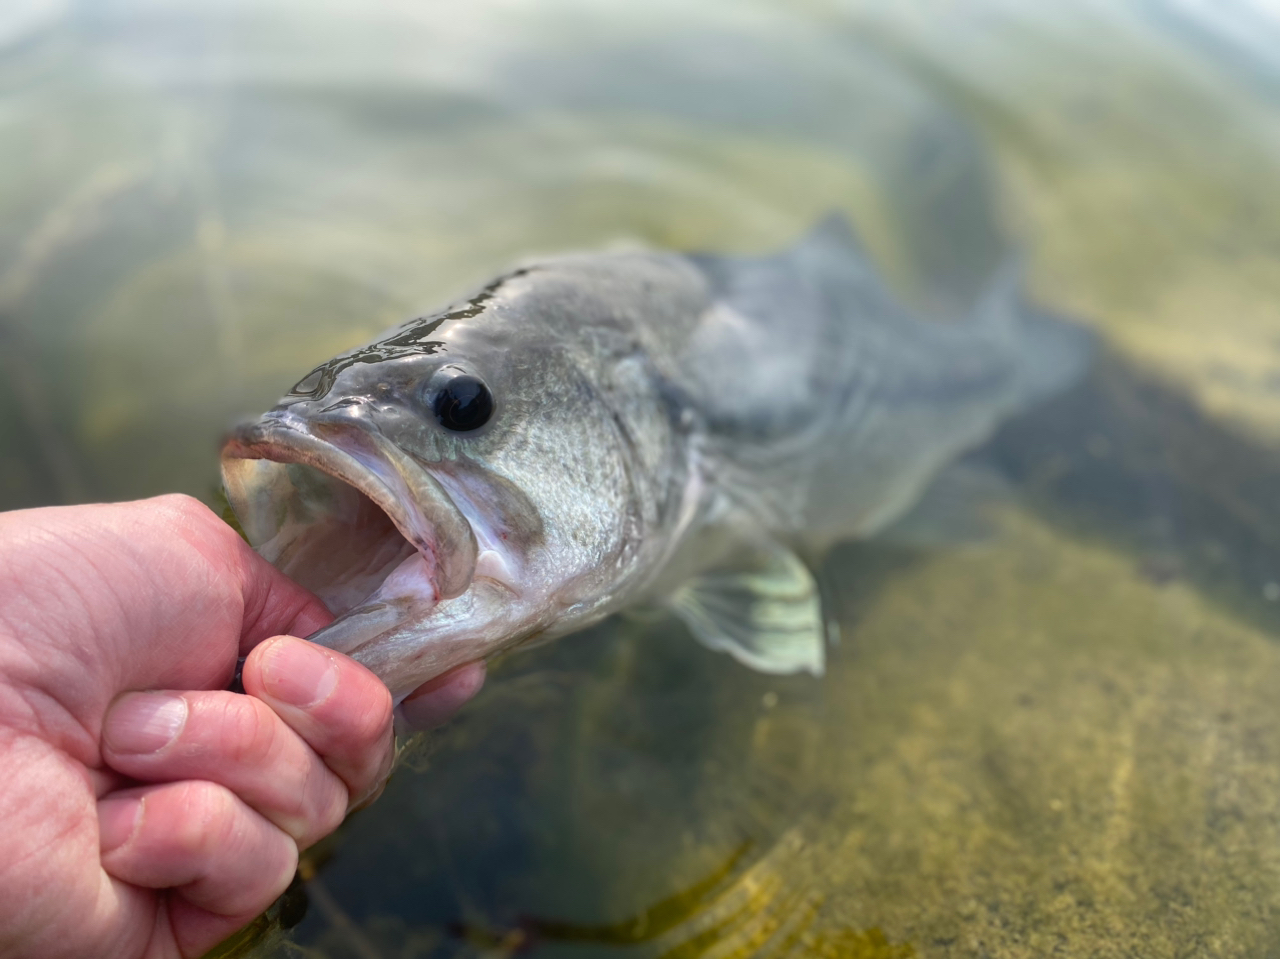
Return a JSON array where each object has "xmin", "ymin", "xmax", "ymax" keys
[
  {"xmin": 4, "ymin": 4, "xmax": 1280, "ymax": 957},
  {"xmin": 211, "ymin": 354, "xmax": 1280, "ymax": 959}
]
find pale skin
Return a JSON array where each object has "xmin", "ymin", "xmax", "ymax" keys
[{"xmin": 0, "ymin": 495, "xmax": 485, "ymax": 959}]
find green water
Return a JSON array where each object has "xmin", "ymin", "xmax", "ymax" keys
[{"xmin": 4, "ymin": 2, "xmax": 1280, "ymax": 956}]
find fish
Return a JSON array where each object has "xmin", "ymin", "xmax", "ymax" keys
[{"xmin": 220, "ymin": 215, "xmax": 1089, "ymax": 703}]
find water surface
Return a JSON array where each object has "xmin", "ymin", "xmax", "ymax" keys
[{"xmin": 3, "ymin": 2, "xmax": 1280, "ymax": 957}]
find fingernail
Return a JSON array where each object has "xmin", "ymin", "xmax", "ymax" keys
[
  {"xmin": 260, "ymin": 638, "xmax": 339, "ymax": 709},
  {"xmin": 98, "ymin": 796, "xmax": 143, "ymax": 854},
  {"xmin": 104, "ymin": 693, "xmax": 187, "ymax": 755}
]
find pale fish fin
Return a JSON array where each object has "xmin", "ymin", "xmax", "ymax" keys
[{"xmin": 669, "ymin": 537, "xmax": 825, "ymax": 677}]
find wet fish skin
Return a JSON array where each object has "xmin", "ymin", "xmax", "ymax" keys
[
  {"xmin": 224, "ymin": 252, "xmax": 709, "ymax": 693},
  {"xmin": 221, "ymin": 216, "xmax": 1088, "ymax": 700}
]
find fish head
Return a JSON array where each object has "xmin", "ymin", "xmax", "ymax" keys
[{"xmin": 221, "ymin": 261, "xmax": 695, "ymax": 700}]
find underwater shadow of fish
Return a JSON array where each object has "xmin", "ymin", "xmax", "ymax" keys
[
  {"xmin": 814, "ymin": 339, "xmax": 1280, "ymax": 651},
  {"xmin": 983, "ymin": 345, "xmax": 1280, "ymax": 640}
]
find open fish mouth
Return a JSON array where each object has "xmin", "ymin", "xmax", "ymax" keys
[{"xmin": 220, "ymin": 411, "xmax": 478, "ymax": 625}]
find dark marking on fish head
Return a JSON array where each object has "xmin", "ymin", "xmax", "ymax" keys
[{"xmin": 281, "ymin": 267, "xmax": 534, "ymax": 405}]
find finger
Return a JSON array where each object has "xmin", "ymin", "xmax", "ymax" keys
[
  {"xmin": 241, "ymin": 636, "xmax": 393, "ymax": 804},
  {"xmin": 398, "ymin": 661, "xmax": 486, "ymax": 731},
  {"xmin": 98, "ymin": 780, "xmax": 297, "ymax": 918},
  {"xmin": 165, "ymin": 898, "xmax": 271, "ymax": 959},
  {"xmin": 221, "ymin": 533, "xmax": 334, "ymax": 650},
  {"xmin": 147, "ymin": 494, "xmax": 335, "ymax": 652},
  {"xmin": 89, "ymin": 766, "xmax": 131, "ymax": 799},
  {"xmin": 101, "ymin": 690, "xmax": 348, "ymax": 848},
  {"xmin": 0, "ymin": 495, "xmax": 335, "ymax": 707}
]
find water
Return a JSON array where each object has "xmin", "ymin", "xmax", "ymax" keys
[{"xmin": 3, "ymin": 2, "xmax": 1280, "ymax": 956}]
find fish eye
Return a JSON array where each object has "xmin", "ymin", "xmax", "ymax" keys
[{"xmin": 430, "ymin": 372, "xmax": 494, "ymax": 432}]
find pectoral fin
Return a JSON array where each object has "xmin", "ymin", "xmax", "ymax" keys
[{"xmin": 669, "ymin": 537, "xmax": 826, "ymax": 676}]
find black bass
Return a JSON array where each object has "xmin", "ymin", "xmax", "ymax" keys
[{"xmin": 221, "ymin": 216, "xmax": 1087, "ymax": 701}]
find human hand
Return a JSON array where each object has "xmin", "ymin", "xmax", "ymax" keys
[{"xmin": 0, "ymin": 495, "xmax": 484, "ymax": 959}]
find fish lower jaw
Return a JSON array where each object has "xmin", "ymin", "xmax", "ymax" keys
[
  {"xmin": 321, "ymin": 586, "xmax": 545, "ymax": 700},
  {"xmin": 305, "ymin": 545, "xmax": 538, "ymax": 690}
]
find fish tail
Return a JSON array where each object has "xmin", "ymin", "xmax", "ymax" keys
[
  {"xmin": 970, "ymin": 256, "xmax": 1094, "ymax": 409},
  {"xmin": 1011, "ymin": 303, "xmax": 1095, "ymax": 407}
]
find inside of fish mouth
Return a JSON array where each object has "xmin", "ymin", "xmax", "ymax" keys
[{"xmin": 229, "ymin": 459, "xmax": 439, "ymax": 618}]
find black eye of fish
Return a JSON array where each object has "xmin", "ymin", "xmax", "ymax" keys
[{"xmin": 431, "ymin": 374, "xmax": 493, "ymax": 432}]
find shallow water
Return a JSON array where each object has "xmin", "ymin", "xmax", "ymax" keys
[{"xmin": 4, "ymin": 2, "xmax": 1280, "ymax": 957}]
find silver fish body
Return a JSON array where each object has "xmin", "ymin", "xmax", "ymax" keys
[{"xmin": 221, "ymin": 216, "xmax": 1087, "ymax": 700}]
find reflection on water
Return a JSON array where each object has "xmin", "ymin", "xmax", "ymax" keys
[{"xmin": 4, "ymin": 2, "xmax": 1280, "ymax": 957}]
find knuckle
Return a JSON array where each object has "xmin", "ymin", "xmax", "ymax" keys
[
  {"xmin": 344, "ymin": 738, "xmax": 393, "ymax": 808},
  {"xmin": 156, "ymin": 493, "xmax": 240, "ymax": 550},
  {"xmin": 149, "ymin": 494, "xmax": 235, "ymax": 554},
  {"xmin": 154, "ymin": 493, "xmax": 210, "ymax": 523},
  {"xmin": 316, "ymin": 774, "xmax": 350, "ymax": 837},
  {"xmin": 313, "ymin": 807, "xmax": 346, "ymax": 844},
  {"xmin": 259, "ymin": 840, "xmax": 300, "ymax": 908},
  {"xmin": 347, "ymin": 683, "xmax": 393, "ymax": 747},
  {"xmin": 207, "ymin": 695, "xmax": 280, "ymax": 767},
  {"xmin": 196, "ymin": 831, "xmax": 297, "ymax": 918},
  {"xmin": 169, "ymin": 781, "xmax": 241, "ymax": 859},
  {"xmin": 294, "ymin": 763, "xmax": 348, "ymax": 845}
]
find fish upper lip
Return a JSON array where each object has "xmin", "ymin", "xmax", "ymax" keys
[{"xmin": 220, "ymin": 410, "xmax": 479, "ymax": 601}]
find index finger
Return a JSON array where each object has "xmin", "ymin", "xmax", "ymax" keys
[{"xmin": 202, "ymin": 513, "xmax": 334, "ymax": 650}]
